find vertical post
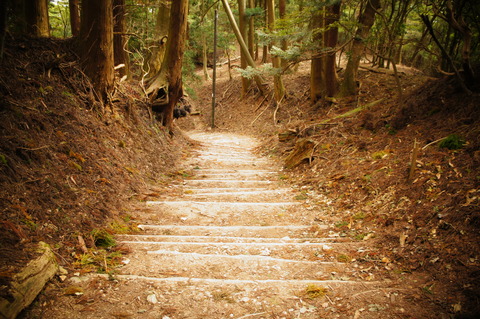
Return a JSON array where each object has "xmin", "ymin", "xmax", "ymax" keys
[{"xmin": 211, "ymin": 9, "xmax": 218, "ymax": 128}]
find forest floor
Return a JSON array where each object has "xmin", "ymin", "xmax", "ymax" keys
[{"xmin": 1, "ymin": 37, "xmax": 479, "ymax": 318}]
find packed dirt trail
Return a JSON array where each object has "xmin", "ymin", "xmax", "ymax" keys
[{"xmin": 27, "ymin": 129, "xmax": 446, "ymax": 319}]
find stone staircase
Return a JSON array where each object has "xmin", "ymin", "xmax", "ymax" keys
[{"xmin": 110, "ymin": 132, "xmax": 393, "ymax": 318}]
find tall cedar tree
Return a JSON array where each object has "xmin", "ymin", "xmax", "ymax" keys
[
  {"xmin": 79, "ymin": 0, "xmax": 114, "ymax": 104},
  {"xmin": 267, "ymin": 0, "xmax": 285, "ymax": 102},
  {"xmin": 238, "ymin": 0, "xmax": 250, "ymax": 96},
  {"xmin": 145, "ymin": 0, "xmax": 171, "ymax": 81},
  {"xmin": 310, "ymin": 1, "xmax": 341, "ymax": 102},
  {"xmin": 339, "ymin": 0, "xmax": 381, "ymax": 96},
  {"xmin": 113, "ymin": 0, "xmax": 129, "ymax": 78},
  {"xmin": 69, "ymin": 0, "xmax": 80, "ymax": 36},
  {"xmin": 147, "ymin": 0, "xmax": 189, "ymax": 131},
  {"xmin": 25, "ymin": 0, "xmax": 50, "ymax": 37}
]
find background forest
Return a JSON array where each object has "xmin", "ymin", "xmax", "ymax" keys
[
  {"xmin": 9, "ymin": 0, "xmax": 478, "ymax": 108},
  {"xmin": 0, "ymin": 0, "xmax": 479, "ymax": 318}
]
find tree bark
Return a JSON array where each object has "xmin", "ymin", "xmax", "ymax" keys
[
  {"xmin": 248, "ymin": 0, "xmax": 255, "ymax": 59},
  {"xmin": 324, "ymin": 2, "xmax": 341, "ymax": 97},
  {"xmin": 278, "ymin": 0, "xmax": 288, "ymax": 68},
  {"xmin": 310, "ymin": 9, "xmax": 326, "ymax": 102},
  {"xmin": 267, "ymin": 0, "xmax": 285, "ymax": 102},
  {"xmin": 113, "ymin": 0, "xmax": 129, "ymax": 78},
  {"xmin": 445, "ymin": 0, "xmax": 475, "ymax": 86},
  {"xmin": 201, "ymin": 0, "xmax": 210, "ymax": 81},
  {"xmin": 339, "ymin": 0, "xmax": 380, "ymax": 97},
  {"xmin": 25, "ymin": 0, "xmax": 50, "ymax": 37},
  {"xmin": 79, "ymin": 0, "xmax": 115, "ymax": 104},
  {"xmin": 145, "ymin": 0, "xmax": 171, "ymax": 81},
  {"xmin": 147, "ymin": 0, "xmax": 189, "ymax": 131},
  {"xmin": 221, "ymin": 0, "xmax": 267, "ymax": 95},
  {"xmin": 238, "ymin": 0, "xmax": 251, "ymax": 96},
  {"xmin": 69, "ymin": 0, "xmax": 80, "ymax": 37}
]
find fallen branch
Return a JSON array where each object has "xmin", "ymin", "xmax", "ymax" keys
[{"xmin": 408, "ymin": 139, "xmax": 419, "ymax": 183}]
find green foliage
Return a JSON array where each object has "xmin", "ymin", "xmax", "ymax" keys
[
  {"xmin": 91, "ymin": 229, "xmax": 116, "ymax": 248},
  {"xmin": 48, "ymin": 0, "xmax": 71, "ymax": 38},
  {"xmin": 302, "ymin": 284, "xmax": 327, "ymax": 299},
  {"xmin": 439, "ymin": 134, "xmax": 466, "ymax": 150},
  {"xmin": 238, "ymin": 64, "xmax": 282, "ymax": 79},
  {"xmin": 0, "ymin": 154, "xmax": 7, "ymax": 165},
  {"xmin": 245, "ymin": 7, "xmax": 264, "ymax": 18}
]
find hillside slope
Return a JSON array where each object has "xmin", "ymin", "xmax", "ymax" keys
[
  {"xmin": 190, "ymin": 61, "xmax": 480, "ymax": 317},
  {"xmin": 0, "ymin": 37, "xmax": 188, "ymax": 298}
]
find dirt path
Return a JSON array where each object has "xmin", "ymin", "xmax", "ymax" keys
[{"xmin": 27, "ymin": 131, "xmax": 441, "ymax": 319}]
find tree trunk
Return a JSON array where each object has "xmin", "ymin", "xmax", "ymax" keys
[
  {"xmin": 201, "ymin": 0, "xmax": 210, "ymax": 81},
  {"xmin": 25, "ymin": 0, "xmax": 50, "ymax": 37},
  {"xmin": 69, "ymin": 0, "xmax": 80, "ymax": 37},
  {"xmin": 446, "ymin": 0, "xmax": 475, "ymax": 86},
  {"xmin": 221, "ymin": 0, "xmax": 267, "ymax": 95},
  {"xmin": 145, "ymin": 0, "xmax": 171, "ymax": 81},
  {"xmin": 324, "ymin": 2, "xmax": 341, "ymax": 97},
  {"xmin": 248, "ymin": 0, "xmax": 255, "ymax": 59},
  {"xmin": 261, "ymin": 0, "xmax": 268, "ymax": 63},
  {"xmin": 0, "ymin": 0, "xmax": 6, "ymax": 60},
  {"xmin": 310, "ymin": 8, "xmax": 325, "ymax": 103},
  {"xmin": 267, "ymin": 0, "xmax": 285, "ymax": 102},
  {"xmin": 147, "ymin": 0, "xmax": 189, "ymax": 131},
  {"xmin": 238, "ymin": 0, "xmax": 250, "ymax": 97},
  {"xmin": 113, "ymin": 0, "xmax": 129, "ymax": 78},
  {"xmin": 79, "ymin": 0, "xmax": 114, "ymax": 104},
  {"xmin": 339, "ymin": 0, "xmax": 380, "ymax": 97},
  {"xmin": 278, "ymin": 0, "xmax": 289, "ymax": 68}
]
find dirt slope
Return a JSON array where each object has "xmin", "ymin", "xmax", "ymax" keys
[
  {"xmin": 24, "ymin": 130, "xmax": 446, "ymax": 318},
  {"xmin": 0, "ymin": 36, "xmax": 188, "ymax": 302},
  {"xmin": 188, "ymin": 62, "xmax": 480, "ymax": 317}
]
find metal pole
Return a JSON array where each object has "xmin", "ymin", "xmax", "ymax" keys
[{"xmin": 211, "ymin": 9, "xmax": 218, "ymax": 129}]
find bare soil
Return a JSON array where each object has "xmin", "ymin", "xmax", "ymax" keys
[{"xmin": 0, "ymin": 37, "xmax": 479, "ymax": 318}]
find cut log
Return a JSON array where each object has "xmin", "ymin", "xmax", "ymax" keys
[
  {"xmin": 284, "ymin": 139, "xmax": 316, "ymax": 169},
  {"xmin": 0, "ymin": 242, "xmax": 58, "ymax": 319},
  {"xmin": 278, "ymin": 129, "xmax": 297, "ymax": 142}
]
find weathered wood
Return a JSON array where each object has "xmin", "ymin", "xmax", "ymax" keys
[
  {"xmin": 0, "ymin": 242, "xmax": 58, "ymax": 319},
  {"xmin": 284, "ymin": 139, "xmax": 316, "ymax": 169},
  {"xmin": 278, "ymin": 129, "xmax": 297, "ymax": 142}
]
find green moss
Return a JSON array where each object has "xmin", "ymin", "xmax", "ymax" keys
[
  {"xmin": 439, "ymin": 134, "xmax": 465, "ymax": 150},
  {"xmin": 91, "ymin": 229, "xmax": 116, "ymax": 248}
]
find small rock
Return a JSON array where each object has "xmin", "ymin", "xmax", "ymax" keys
[
  {"xmin": 122, "ymin": 258, "xmax": 130, "ymax": 265},
  {"xmin": 322, "ymin": 244, "xmax": 333, "ymax": 251},
  {"xmin": 64, "ymin": 286, "xmax": 84, "ymax": 296},
  {"xmin": 147, "ymin": 293, "xmax": 158, "ymax": 304},
  {"xmin": 58, "ymin": 266, "xmax": 68, "ymax": 275},
  {"xmin": 59, "ymin": 275, "xmax": 67, "ymax": 282},
  {"xmin": 137, "ymin": 309, "xmax": 147, "ymax": 313}
]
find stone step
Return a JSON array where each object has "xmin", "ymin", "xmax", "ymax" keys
[
  {"xmin": 136, "ymin": 224, "xmax": 330, "ymax": 238},
  {"xmin": 118, "ymin": 250, "xmax": 353, "ymax": 281},
  {"xmin": 190, "ymin": 173, "xmax": 277, "ymax": 180},
  {"xmin": 144, "ymin": 201, "xmax": 298, "ymax": 217},
  {"xmin": 118, "ymin": 240, "xmax": 359, "ymax": 261},
  {"xmin": 181, "ymin": 187, "xmax": 272, "ymax": 193},
  {"xmin": 117, "ymin": 234, "xmax": 345, "ymax": 243},
  {"xmin": 182, "ymin": 189, "xmax": 293, "ymax": 202},
  {"xmin": 183, "ymin": 180, "xmax": 276, "ymax": 188},
  {"xmin": 95, "ymin": 273, "xmax": 380, "ymax": 289}
]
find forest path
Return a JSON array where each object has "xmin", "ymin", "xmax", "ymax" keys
[
  {"xmin": 108, "ymin": 131, "xmax": 401, "ymax": 319},
  {"xmin": 31, "ymin": 131, "xmax": 429, "ymax": 319}
]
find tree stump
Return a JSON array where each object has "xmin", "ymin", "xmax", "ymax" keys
[{"xmin": 284, "ymin": 139, "xmax": 316, "ymax": 169}]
